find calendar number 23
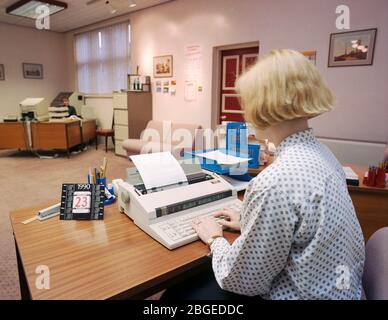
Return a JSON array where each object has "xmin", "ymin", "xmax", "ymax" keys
[{"xmin": 74, "ymin": 196, "xmax": 88, "ymax": 208}]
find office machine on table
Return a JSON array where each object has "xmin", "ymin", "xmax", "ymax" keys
[
  {"xmin": 118, "ymin": 153, "xmax": 242, "ymax": 250},
  {"xmin": 60, "ymin": 184, "xmax": 105, "ymax": 220},
  {"xmin": 49, "ymin": 92, "xmax": 84, "ymax": 122}
]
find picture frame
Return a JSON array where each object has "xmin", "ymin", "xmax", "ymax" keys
[
  {"xmin": 0, "ymin": 64, "xmax": 4, "ymax": 80},
  {"xmin": 23, "ymin": 63, "xmax": 44, "ymax": 79},
  {"xmin": 153, "ymin": 55, "xmax": 173, "ymax": 78},
  {"xmin": 328, "ymin": 28, "xmax": 377, "ymax": 67}
]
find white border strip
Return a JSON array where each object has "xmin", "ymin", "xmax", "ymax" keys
[
  {"xmin": 242, "ymin": 53, "xmax": 258, "ymax": 72},
  {"xmin": 222, "ymin": 94, "xmax": 244, "ymax": 114},
  {"xmin": 222, "ymin": 55, "xmax": 239, "ymax": 90}
]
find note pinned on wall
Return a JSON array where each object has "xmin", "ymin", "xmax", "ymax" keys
[
  {"xmin": 184, "ymin": 44, "xmax": 202, "ymax": 96},
  {"xmin": 170, "ymin": 80, "xmax": 177, "ymax": 94},
  {"xmin": 184, "ymin": 81, "xmax": 196, "ymax": 101}
]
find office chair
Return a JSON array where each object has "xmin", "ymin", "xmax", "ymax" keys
[{"xmin": 363, "ymin": 227, "xmax": 388, "ymax": 300}]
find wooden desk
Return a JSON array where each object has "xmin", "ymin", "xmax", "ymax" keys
[
  {"xmin": 10, "ymin": 203, "xmax": 238, "ymax": 300},
  {"xmin": 10, "ymin": 163, "xmax": 387, "ymax": 300},
  {"xmin": 81, "ymin": 119, "xmax": 97, "ymax": 145},
  {"xmin": 1, "ymin": 120, "xmax": 96, "ymax": 156},
  {"xmin": 31, "ymin": 121, "xmax": 82, "ymax": 157},
  {"xmin": 31, "ymin": 119, "xmax": 97, "ymax": 157},
  {"xmin": 344, "ymin": 165, "xmax": 388, "ymax": 241},
  {"xmin": 0, "ymin": 122, "xmax": 30, "ymax": 150}
]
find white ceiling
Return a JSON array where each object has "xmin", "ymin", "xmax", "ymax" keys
[{"xmin": 0, "ymin": 0, "xmax": 172, "ymax": 33}]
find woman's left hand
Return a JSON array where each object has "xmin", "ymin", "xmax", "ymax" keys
[{"xmin": 192, "ymin": 217, "xmax": 223, "ymax": 244}]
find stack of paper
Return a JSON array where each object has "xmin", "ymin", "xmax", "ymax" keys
[
  {"xmin": 130, "ymin": 152, "xmax": 188, "ymax": 190},
  {"xmin": 195, "ymin": 150, "xmax": 251, "ymax": 167},
  {"xmin": 343, "ymin": 166, "xmax": 360, "ymax": 186}
]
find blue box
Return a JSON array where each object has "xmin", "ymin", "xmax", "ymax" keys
[
  {"xmin": 184, "ymin": 144, "xmax": 260, "ymax": 177},
  {"xmin": 247, "ymin": 144, "xmax": 260, "ymax": 169}
]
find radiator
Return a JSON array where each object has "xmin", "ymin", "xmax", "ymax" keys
[{"xmin": 318, "ymin": 138, "xmax": 386, "ymax": 166}]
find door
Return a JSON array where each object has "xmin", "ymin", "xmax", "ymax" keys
[{"xmin": 219, "ymin": 47, "xmax": 259, "ymax": 123}]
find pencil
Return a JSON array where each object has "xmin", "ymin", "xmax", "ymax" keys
[{"xmin": 103, "ymin": 157, "xmax": 107, "ymax": 178}]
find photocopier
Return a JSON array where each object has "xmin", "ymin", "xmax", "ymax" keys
[{"xmin": 117, "ymin": 153, "xmax": 242, "ymax": 250}]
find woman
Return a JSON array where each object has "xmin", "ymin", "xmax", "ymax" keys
[{"xmin": 162, "ymin": 49, "xmax": 365, "ymax": 300}]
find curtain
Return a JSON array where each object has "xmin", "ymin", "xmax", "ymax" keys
[{"xmin": 75, "ymin": 22, "xmax": 131, "ymax": 94}]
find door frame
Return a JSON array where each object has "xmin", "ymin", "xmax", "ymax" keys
[{"xmin": 211, "ymin": 41, "xmax": 260, "ymax": 130}]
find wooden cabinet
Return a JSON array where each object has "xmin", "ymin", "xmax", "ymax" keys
[
  {"xmin": 127, "ymin": 92, "xmax": 152, "ymax": 139},
  {"xmin": 113, "ymin": 92, "xmax": 152, "ymax": 157}
]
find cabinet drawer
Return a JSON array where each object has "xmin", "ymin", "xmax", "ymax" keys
[
  {"xmin": 115, "ymin": 125, "xmax": 128, "ymax": 140},
  {"xmin": 114, "ymin": 110, "xmax": 128, "ymax": 126},
  {"xmin": 113, "ymin": 94, "xmax": 128, "ymax": 110},
  {"xmin": 115, "ymin": 140, "xmax": 127, "ymax": 157}
]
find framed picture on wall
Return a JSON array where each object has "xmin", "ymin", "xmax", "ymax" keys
[
  {"xmin": 153, "ymin": 55, "xmax": 173, "ymax": 78},
  {"xmin": 0, "ymin": 64, "xmax": 4, "ymax": 80},
  {"xmin": 23, "ymin": 63, "xmax": 44, "ymax": 79},
  {"xmin": 328, "ymin": 28, "xmax": 377, "ymax": 67}
]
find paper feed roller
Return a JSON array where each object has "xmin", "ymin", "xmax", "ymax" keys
[{"xmin": 126, "ymin": 160, "xmax": 213, "ymax": 194}]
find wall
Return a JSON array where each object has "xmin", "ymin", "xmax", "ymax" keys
[
  {"xmin": 84, "ymin": 95, "xmax": 114, "ymax": 129},
  {"xmin": 0, "ymin": 22, "xmax": 69, "ymax": 119},
  {"xmin": 65, "ymin": 0, "xmax": 388, "ymax": 143}
]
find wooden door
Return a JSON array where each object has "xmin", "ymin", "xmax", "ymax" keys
[{"xmin": 220, "ymin": 47, "xmax": 259, "ymax": 123}]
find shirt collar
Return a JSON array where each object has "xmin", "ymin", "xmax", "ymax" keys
[{"xmin": 275, "ymin": 128, "xmax": 315, "ymax": 157}]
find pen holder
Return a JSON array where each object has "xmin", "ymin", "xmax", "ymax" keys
[
  {"xmin": 97, "ymin": 177, "xmax": 107, "ymax": 188},
  {"xmin": 376, "ymin": 168, "xmax": 386, "ymax": 188},
  {"xmin": 366, "ymin": 168, "xmax": 376, "ymax": 187}
]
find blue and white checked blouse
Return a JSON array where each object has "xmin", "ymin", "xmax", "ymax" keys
[{"xmin": 211, "ymin": 129, "xmax": 365, "ymax": 300}]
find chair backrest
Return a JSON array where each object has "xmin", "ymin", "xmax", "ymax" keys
[
  {"xmin": 171, "ymin": 122, "xmax": 202, "ymax": 149},
  {"xmin": 139, "ymin": 120, "xmax": 202, "ymax": 152},
  {"xmin": 141, "ymin": 120, "xmax": 169, "ymax": 144},
  {"xmin": 363, "ymin": 227, "xmax": 388, "ymax": 300}
]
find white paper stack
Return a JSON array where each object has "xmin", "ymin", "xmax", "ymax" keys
[
  {"xmin": 195, "ymin": 150, "xmax": 251, "ymax": 167},
  {"xmin": 130, "ymin": 152, "xmax": 188, "ymax": 190},
  {"xmin": 343, "ymin": 166, "xmax": 360, "ymax": 186}
]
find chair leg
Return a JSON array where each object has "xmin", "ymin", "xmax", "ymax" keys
[
  {"xmin": 96, "ymin": 136, "xmax": 98, "ymax": 150},
  {"xmin": 105, "ymin": 136, "xmax": 108, "ymax": 153}
]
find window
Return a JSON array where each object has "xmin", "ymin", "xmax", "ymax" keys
[{"xmin": 75, "ymin": 23, "xmax": 131, "ymax": 94}]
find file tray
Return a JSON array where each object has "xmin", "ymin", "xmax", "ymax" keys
[{"xmin": 184, "ymin": 144, "xmax": 259, "ymax": 175}]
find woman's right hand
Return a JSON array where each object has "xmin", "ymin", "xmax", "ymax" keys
[{"xmin": 214, "ymin": 208, "xmax": 241, "ymax": 232}]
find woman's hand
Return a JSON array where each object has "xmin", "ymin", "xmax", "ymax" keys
[
  {"xmin": 192, "ymin": 217, "xmax": 223, "ymax": 244},
  {"xmin": 214, "ymin": 208, "xmax": 241, "ymax": 231}
]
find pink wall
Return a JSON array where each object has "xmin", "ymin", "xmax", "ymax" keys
[
  {"xmin": 0, "ymin": 22, "xmax": 69, "ymax": 119},
  {"xmin": 65, "ymin": 0, "xmax": 388, "ymax": 142}
]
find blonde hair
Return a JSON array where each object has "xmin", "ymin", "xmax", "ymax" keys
[{"xmin": 236, "ymin": 49, "xmax": 335, "ymax": 129}]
